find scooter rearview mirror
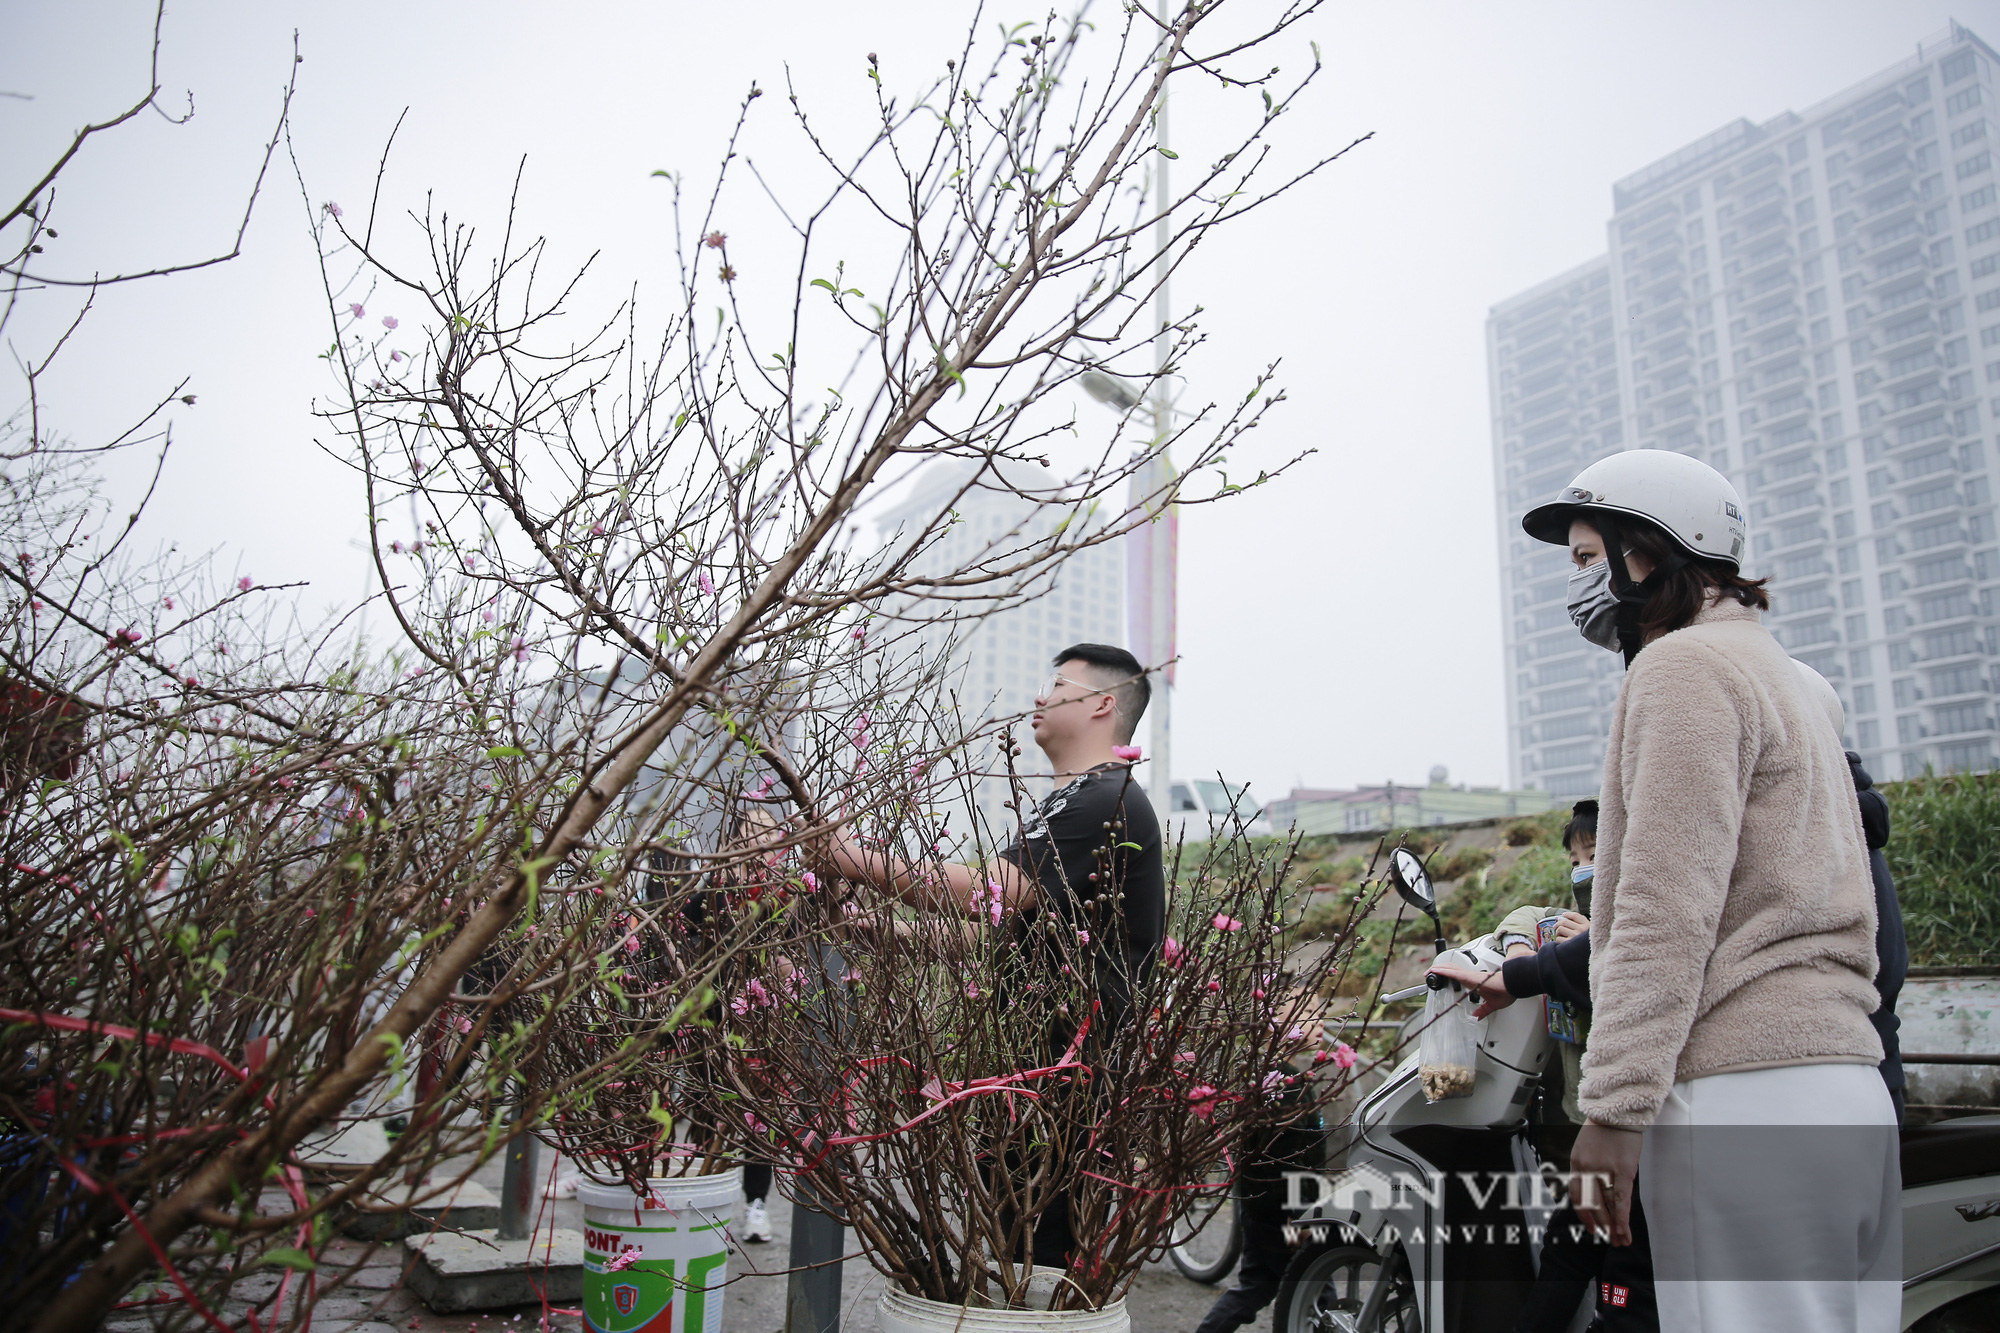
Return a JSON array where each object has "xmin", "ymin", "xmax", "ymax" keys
[
  {"xmin": 1388, "ymin": 846, "xmax": 1450, "ymax": 958},
  {"xmin": 1388, "ymin": 847, "xmax": 1434, "ymax": 912}
]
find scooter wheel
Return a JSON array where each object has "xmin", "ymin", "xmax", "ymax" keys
[
  {"xmin": 1273, "ymin": 1243, "xmax": 1418, "ymax": 1333},
  {"xmin": 1166, "ymin": 1174, "xmax": 1241, "ymax": 1283}
]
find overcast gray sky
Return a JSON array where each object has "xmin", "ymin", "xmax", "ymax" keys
[{"xmin": 7, "ymin": 1, "xmax": 1997, "ymax": 804}]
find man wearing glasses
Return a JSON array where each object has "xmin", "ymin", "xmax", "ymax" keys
[
  {"xmin": 821, "ymin": 642, "xmax": 1164, "ymax": 1009},
  {"xmin": 1001, "ymin": 644, "xmax": 1166, "ymax": 1038}
]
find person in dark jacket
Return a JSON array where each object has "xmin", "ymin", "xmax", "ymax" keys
[
  {"xmin": 1433, "ymin": 808, "xmax": 1657, "ymax": 1332},
  {"xmin": 1851, "ymin": 751, "xmax": 1908, "ymax": 1123}
]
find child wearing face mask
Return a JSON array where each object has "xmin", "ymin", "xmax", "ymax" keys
[
  {"xmin": 1491, "ymin": 801, "xmax": 1597, "ymax": 1126},
  {"xmin": 1504, "ymin": 804, "xmax": 1657, "ymax": 1331}
]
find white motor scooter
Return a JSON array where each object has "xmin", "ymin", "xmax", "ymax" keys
[
  {"xmin": 1272, "ymin": 847, "xmax": 1561, "ymax": 1333},
  {"xmin": 1273, "ymin": 848, "xmax": 2000, "ymax": 1333}
]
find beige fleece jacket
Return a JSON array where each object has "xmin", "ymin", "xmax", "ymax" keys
[{"xmin": 1579, "ymin": 595, "xmax": 1882, "ymax": 1129}]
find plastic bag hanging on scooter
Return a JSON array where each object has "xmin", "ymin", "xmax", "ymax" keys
[
  {"xmin": 1384, "ymin": 845, "xmax": 1479, "ymax": 1101},
  {"xmin": 1417, "ymin": 979, "xmax": 1480, "ymax": 1102}
]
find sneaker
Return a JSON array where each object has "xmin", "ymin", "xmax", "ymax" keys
[
  {"xmin": 742, "ymin": 1199, "xmax": 771, "ymax": 1243},
  {"xmin": 544, "ymin": 1171, "xmax": 580, "ymax": 1200}
]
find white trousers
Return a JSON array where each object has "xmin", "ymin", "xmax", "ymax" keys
[{"xmin": 1640, "ymin": 1062, "xmax": 1901, "ymax": 1333}]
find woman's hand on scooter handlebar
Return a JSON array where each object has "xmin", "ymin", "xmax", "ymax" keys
[{"xmin": 1424, "ymin": 963, "xmax": 1514, "ymax": 1018}]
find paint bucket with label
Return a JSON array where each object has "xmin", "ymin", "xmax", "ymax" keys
[{"xmin": 578, "ymin": 1168, "xmax": 742, "ymax": 1333}]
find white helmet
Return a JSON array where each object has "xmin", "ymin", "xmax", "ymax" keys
[{"xmin": 1523, "ymin": 449, "xmax": 1748, "ymax": 571}]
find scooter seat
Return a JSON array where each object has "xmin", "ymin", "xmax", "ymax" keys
[{"xmin": 1901, "ymin": 1114, "xmax": 2000, "ymax": 1188}]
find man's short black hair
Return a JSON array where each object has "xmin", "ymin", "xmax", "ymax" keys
[
  {"xmin": 1054, "ymin": 643, "xmax": 1150, "ymax": 745},
  {"xmin": 1563, "ymin": 799, "xmax": 1599, "ymax": 852}
]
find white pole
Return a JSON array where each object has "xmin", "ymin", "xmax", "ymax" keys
[{"xmin": 1148, "ymin": 66, "xmax": 1174, "ymax": 825}]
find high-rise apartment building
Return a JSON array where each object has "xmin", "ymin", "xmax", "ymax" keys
[
  {"xmin": 876, "ymin": 462, "xmax": 1126, "ymax": 832},
  {"xmin": 1494, "ymin": 22, "xmax": 2000, "ymax": 791}
]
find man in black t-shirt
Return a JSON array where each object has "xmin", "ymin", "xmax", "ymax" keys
[
  {"xmin": 822, "ymin": 642, "xmax": 1164, "ymax": 1007},
  {"xmin": 819, "ymin": 643, "xmax": 1165, "ymax": 1267},
  {"xmin": 999, "ymin": 756, "xmax": 1164, "ymax": 1044}
]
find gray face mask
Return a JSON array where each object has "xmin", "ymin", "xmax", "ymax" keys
[{"xmin": 1566, "ymin": 558, "xmax": 1623, "ymax": 652}]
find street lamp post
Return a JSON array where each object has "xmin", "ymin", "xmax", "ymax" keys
[
  {"xmin": 1146, "ymin": 74, "xmax": 1174, "ymax": 827},
  {"xmin": 1081, "ymin": 68, "xmax": 1177, "ymax": 825}
]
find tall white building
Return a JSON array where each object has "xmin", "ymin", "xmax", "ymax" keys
[
  {"xmin": 876, "ymin": 462, "xmax": 1126, "ymax": 833},
  {"xmin": 1494, "ymin": 22, "xmax": 2000, "ymax": 791}
]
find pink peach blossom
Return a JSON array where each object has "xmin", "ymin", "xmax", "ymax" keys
[
  {"xmin": 382, "ymin": 315, "xmax": 399, "ymax": 330},
  {"xmin": 1112, "ymin": 745, "xmax": 1142, "ymax": 761}
]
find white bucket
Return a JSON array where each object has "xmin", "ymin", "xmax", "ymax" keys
[
  {"xmin": 577, "ymin": 1168, "xmax": 742, "ymax": 1333},
  {"xmin": 878, "ymin": 1288, "xmax": 1132, "ymax": 1333}
]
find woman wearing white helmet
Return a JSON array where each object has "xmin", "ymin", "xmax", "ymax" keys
[{"xmin": 1512, "ymin": 449, "xmax": 1897, "ymax": 1331}]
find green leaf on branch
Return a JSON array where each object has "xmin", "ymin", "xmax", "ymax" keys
[
  {"xmin": 485, "ymin": 746, "xmax": 525, "ymax": 758},
  {"xmin": 260, "ymin": 1248, "xmax": 317, "ymax": 1272}
]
